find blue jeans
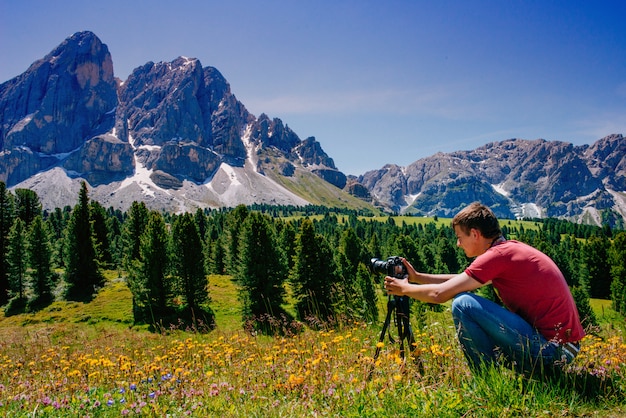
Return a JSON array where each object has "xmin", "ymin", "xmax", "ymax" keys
[{"xmin": 451, "ymin": 292, "xmax": 575, "ymax": 377}]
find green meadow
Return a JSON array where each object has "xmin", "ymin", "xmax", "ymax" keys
[{"xmin": 0, "ymin": 271, "xmax": 624, "ymax": 417}]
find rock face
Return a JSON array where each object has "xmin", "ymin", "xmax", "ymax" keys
[
  {"xmin": 358, "ymin": 136, "xmax": 626, "ymax": 226},
  {"xmin": 1, "ymin": 31, "xmax": 625, "ymax": 226},
  {"xmin": 0, "ymin": 31, "xmax": 117, "ymax": 185},
  {"xmin": 1, "ymin": 31, "xmax": 347, "ymax": 212}
]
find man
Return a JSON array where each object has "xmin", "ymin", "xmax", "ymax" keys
[{"xmin": 384, "ymin": 202, "xmax": 585, "ymax": 376}]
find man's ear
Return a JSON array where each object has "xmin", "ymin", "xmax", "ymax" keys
[{"xmin": 470, "ymin": 228, "xmax": 481, "ymax": 239}]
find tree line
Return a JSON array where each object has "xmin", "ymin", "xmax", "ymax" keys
[{"xmin": 1, "ymin": 181, "xmax": 625, "ymax": 334}]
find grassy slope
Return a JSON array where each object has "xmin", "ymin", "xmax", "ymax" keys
[
  {"xmin": 0, "ymin": 270, "xmax": 624, "ymax": 416},
  {"xmin": 259, "ymin": 150, "xmax": 379, "ymax": 212}
]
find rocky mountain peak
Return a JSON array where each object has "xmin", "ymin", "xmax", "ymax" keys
[
  {"xmin": 359, "ymin": 135, "xmax": 626, "ymax": 226},
  {"xmin": 1, "ymin": 31, "xmax": 352, "ymax": 212},
  {"xmin": 1, "ymin": 32, "xmax": 624, "ymax": 225},
  {"xmin": 0, "ymin": 31, "xmax": 118, "ymax": 185}
]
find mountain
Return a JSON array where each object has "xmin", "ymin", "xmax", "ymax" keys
[
  {"xmin": 0, "ymin": 31, "xmax": 370, "ymax": 213},
  {"xmin": 1, "ymin": 31, "xmax": 624, "ymax": 226},
  {"xmin": 358, "ymin": 135, "xmax": 626, "ymax": 226}
]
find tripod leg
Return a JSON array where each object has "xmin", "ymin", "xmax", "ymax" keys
[
  {"xmin": 373, "ymin": 297, "xmax": 396, "ymax": 361},
  {"xmin": 367, "ymin": 297, "xmax": 396, "ymax": 381},
  {"xmin": 396, "ymin": 296, "xmax": 424, "ymax": 374},
  {"xmin": 395, "ymin": 296, "xmax": 410, "ymax": 359}
]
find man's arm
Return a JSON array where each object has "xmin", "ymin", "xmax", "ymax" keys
[
  {"xmin": 385, "ymin": 272, "xmax": 484, "ymax": 304},
  {"xmin": 411, "ymin": 272, "xmax": 457, "ymax": 284},
  {"xmin": 401, "ymin": 257, "xmax": 456, "ymax": 284}
]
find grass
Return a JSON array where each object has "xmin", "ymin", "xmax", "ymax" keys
[{"xmin": 0, "ymin": 273, "xmax": 624, "ymax": 417}]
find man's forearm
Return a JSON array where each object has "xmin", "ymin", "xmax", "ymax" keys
[{"xmin": 411, "ymin": 272, "xmax": 457, "ymax": 285}]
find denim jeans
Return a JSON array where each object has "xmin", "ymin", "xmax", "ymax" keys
[{"xmin": 451, "ymin": 292, "xmax": 575, "ymax": 377}]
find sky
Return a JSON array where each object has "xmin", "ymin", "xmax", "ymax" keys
[{"xmin": 1, "ymin": 0, "xmax": 625, "ymax": 176}]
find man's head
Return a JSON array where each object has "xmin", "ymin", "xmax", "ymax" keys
[
  {"xmin": 452, "ymin": 203, "xmax": 502, "ymax": 257},
  {"xmin": 452, "ymin": 202, "xmax": 502, "ymax": 239}
]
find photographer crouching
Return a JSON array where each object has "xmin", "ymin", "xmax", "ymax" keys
[{"xmin": 383, "ymin": 202, "xmax": 584, "ymax": 378}]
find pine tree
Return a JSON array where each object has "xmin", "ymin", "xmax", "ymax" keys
[
  {"xmin": 90, "ymin": 201, "xmax": 112, "ymax": 267},
  {"xmin": 571, "ymin": 286, "xmax": 598, "ymax": 330},
  {"xmin": 194, "ymin": 208, "xmax": 208, "ymax": 241},
  {"xmin": 237, "ymin": 212, "xmax": 288, "ymax": 333},
  {"xmin": 391, "ymin": 234, "xmax": 425, "ymax": 272},
  {"xmin": 63, "ymin": 182, "xmax": 103, "ymax": 301},
  {"xmin": 14, "ymin": 188, "xmax": 41, "ymax": 226},
  {"xmin": 609, "ymin": 231, "xmax": 626, "ymax": 315},
  {"xmin": 127, "ymin": 211, "xmax": 171, "ymax": 323},
  {"xmin": 207, "ymin": 236, "xmax": 226, "ymax": 275},
  {"xmin": 335, "ymin": 227, "xmax": 364, "ymax": 319},
  {"xmin": 581, "ymin": 235, "xmax": 612, "ymax": 299},
  {"xmin": 170, "ymin": 213, "xmax": 207, "ymax": 313},
  {"xmin": 291, "ymin": 219, "xmax": 337, "ymax": 324},
  {"xmin": 367, "ymin": 232, "xmax": 382, "ymax": 260},
  {"xmin": 278, "ymin": 221, "xmax": 297, "ymax": 271},
  {"xmin": 225, "ymin": 205, "xmax": 249, "ymax": 271},
  {"xmin": 141, "ymin": 211, "xmax": 171, "ymax": 317},
  {"xmin": 438, "ymin": 235, "xmax": 461, "ymax": 274},
  {"xmin": 46, "ymin": 207, "xmax": 67, "ymax": 268},
  {"xmin": 6, "ymin": 218, "xmax": 27, "ymax": 312},
  {"xmin": 106, "ymin": 215, "xmax": 123, "ymax": 268},
  {"xmin": 0, "ymin": 182, "xmax": 14, "ymax": 306},
  {"xmin": 356, "ymin": 262, "xmax": 379, "ymax": 323},
  {"xmin": 27, "ymin": 216, "xmax": 54, "ymax": 309},
  {"xmin": 121, "ymin": 201, "xmax": 149, "ymax": 271}
]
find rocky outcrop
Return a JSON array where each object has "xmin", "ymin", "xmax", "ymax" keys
[
  {"xmin": 1, "ymin": 31, "xmax": 349, "ymax": 212},
  {"xmin": 359, "ymin": 135, "xmax": 626, "ymax": 226},
  {"xmin": 2, "ymin": 32, "xmax": 625, "ymax": 225},
  {"xmin": 0, "ymin": 31, "xmax": 118, "ymax": 184}
]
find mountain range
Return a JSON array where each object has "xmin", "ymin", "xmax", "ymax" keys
[{"xmin": 1, "ymin": 31, "xmax": 625, "ymax": 226}]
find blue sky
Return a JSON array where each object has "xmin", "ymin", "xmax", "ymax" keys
[{"xmin": 1, "ymin": 0, "xmax": 625, "ymax": 175}]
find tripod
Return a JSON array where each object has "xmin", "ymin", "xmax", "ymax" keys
[{"xmin": 367, "ymin": 294, "xmax": 422, "ymax": 379}]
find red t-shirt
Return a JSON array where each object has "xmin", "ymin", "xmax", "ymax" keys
[{"xmin": 464, "ymin": 240, "xmax": 585, "ymax": 343}]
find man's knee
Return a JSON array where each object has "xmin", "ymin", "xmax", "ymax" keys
[{"xmin": 451, "ymin": 292, "xmax": 479, "ymax": 315}]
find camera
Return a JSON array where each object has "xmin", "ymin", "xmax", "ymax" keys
[{"xmin": 369, "ymin": 256, "xmax": 407, "ymax": 279}]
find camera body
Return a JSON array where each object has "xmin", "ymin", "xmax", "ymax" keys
[{"xmin": 369, "ymin": 256, "xmax": 407, "ymax": 279}]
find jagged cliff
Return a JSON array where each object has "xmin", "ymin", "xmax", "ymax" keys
[
  {"xmin": 1, "ymin": 31, "xmax": 624, "ymax": 226},
  {"xmin": 358, "ymin": 135, "xmax": 626, "ymax": 226},
  {"xmin": 0, "ymin": 32, "xmax": 357, "ymax": 213}
]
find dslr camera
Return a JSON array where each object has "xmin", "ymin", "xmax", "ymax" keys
[{"xmin": 369, "ymin": 256, "xmax": 407, "ymax": 279}]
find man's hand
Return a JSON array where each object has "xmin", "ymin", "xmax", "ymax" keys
[
  {"xmin": 400, "ymin": 257, "xmax": 420, "ymax": 283},
  {"xmin": 384, "ymin": 276, "xmax": 410, "ymax": 296}
]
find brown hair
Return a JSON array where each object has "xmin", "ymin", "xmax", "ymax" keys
[{"xmin": 451, "ymin": 202, "xmax": 502, "ymax": 239}]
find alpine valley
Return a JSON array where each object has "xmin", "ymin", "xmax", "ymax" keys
[{"xmin": 1, "ymin": 32, "xmax": 625, "ymax": 226}]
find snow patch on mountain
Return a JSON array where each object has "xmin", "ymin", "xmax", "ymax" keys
[
  {"xmin": 116, "ymin": 134, "xmax": 163, "ymax": 197},
  {"xmin": 491, "ymin": 183, "xmax": 509, "ymax": 197}
]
